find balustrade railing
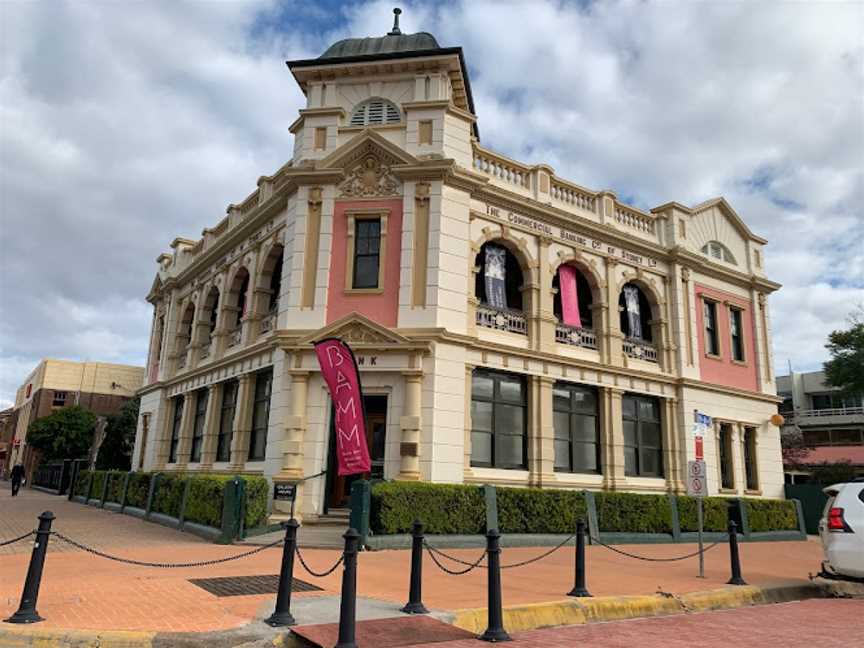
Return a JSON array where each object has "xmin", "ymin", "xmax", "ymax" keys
[
  {"xmin": 550, "ymin": 180, "xmax": 596, "ymax": 212},
  {"xmin": 614, "ymin": 205, "xmax": 655, "ymax": 234},
  {"xmin": 476, "ymin": 304, "xmax": 527, "ymax": 335},
  {"xmin": 555, "ymin": 323, "xmax": 598, "ymax": 349},
  {"xmin": 794, "ymin": 407, "xmax": 864, "ymax": 418},
  {"xmin": 623, "ymin": 337, "xmax": 658, "ymax": 363},
  {"xmin": 473, "ymin": 148, "xmax": 531, "ymax": 190}
]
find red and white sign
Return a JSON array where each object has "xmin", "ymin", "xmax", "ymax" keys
[
  {"xmin": 314, "ymin": 338, "xmax": 371, "ymax": 476},
  {"xmin": 695, "ymin": 436, "xmax": 704, "ymax": 461}
]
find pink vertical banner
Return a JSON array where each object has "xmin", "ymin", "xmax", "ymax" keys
[
  {"xmin": 314, "ymin": 338, "xmax": 371, "ymax": 476},
  {"xmin": 558, "ymin": 265, "xmax": 582, "ymax": 328}
]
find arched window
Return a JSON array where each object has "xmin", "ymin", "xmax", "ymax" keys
[
  {"xmin": 228, "ymin": 268, "xmax": 250, "ymax": 331},
  {"xmin": 349, "ymin": 98, "xmax": 401, "ymax": 127},
  {"xmin": 178, "ymin": 303, "xmax": 195, "ymax": 349},
  {"xmin": 618, "ymin": 283, "xmax": 652, "ymax": 342},
  {"xmin": 204, "ymin": 287, "xmax": 220, "ymax": 340},
  {"xmin": 474, "ymin": 242, "xmax": 524, "ymax": 312},
  {"xmin": 263, "ymin": 246, "xmax": 284, "ymax": 313},
  {"xmin": 552, "ymin": 265, "xmax": 594, "ymax": 329},
  {"xmin": 701, "ymin": 241, "xmax": 736, "ymax": 265}
]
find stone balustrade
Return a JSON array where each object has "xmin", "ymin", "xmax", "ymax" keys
[
  {"xmin": 614, "ymin": 204, "xmax": 655, "ymax": 234},
  {"xmin": 476, "ymin": 304, "xmax": 528, "ymax": 335},
  {"xmin": 555, "ymin": 323, "xmax": 598, "ymax": 350},
  {"xmin": 550, "ymin": 179, "xmax": 596, "ymax": 212},
  {"xmin": 473, "ymin": 147, "xmax": 531, "ymax": 190},
  {"xmin": 623, "ymin": 336, "xmax": 658, "ymax": 363}
]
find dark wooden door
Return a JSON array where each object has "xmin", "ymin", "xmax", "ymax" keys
[{"xmin": 327, "ymin": 396, "xmax": 387, "ymax": 510}]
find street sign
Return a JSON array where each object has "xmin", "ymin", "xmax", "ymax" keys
[
  {"xmin": 273, "ymin": 483, "xmax": 297, "ymax": 502},
  {"xmin": 695, "ymin": 436, "xmax": 704, "ymax": 461},
  {"xmin": 687, "ymin": 460, "xmax": 708, "ymax": 497}
]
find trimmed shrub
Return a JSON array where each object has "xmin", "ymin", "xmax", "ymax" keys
[
  {"xmin": 73, "ymin": 469, "xmax": 91, "ymax": 497},
  {"xmin": 676, "ymin": 496, "xmax": 729, "ymax": 532},
  {"xmin": 745, "ymin": 499, "xmax": 798, "ymax": 532},
  {"xmin": 89, "ymin": 471, "xmax": 106, "ymax": 501},
  {"xmin": 184, "ymin": 474, "xmax": 234, "ymax": 528},
  {"xmin": 125, "ymin": 472, "xmax": 151, "ymax": 509},
  {"xmin": 105, "ymin": 471, "xmax": 125, "ymax": 503},
  {"xmin": 243, "ymin": 476, "xmax": 269, "ymax": 530},
  {"xmin": 371, "ymin": 481, "xmax": 486, "ymax": 535},
  {"xmin": 595, "ymin": 491, "xmax": 673, "ymax": 534},
  {"xmin": 497, "ymin": 487, "xmax": 587, "ymax": 534},
  {"xmin": 152, "ymin": 474, "xmax": 186, "ymax": 518}
]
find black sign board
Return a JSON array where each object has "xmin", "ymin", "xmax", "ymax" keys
[{"xmin": 274, "ymin": 483, "xmax": 297, "ymax": 502}]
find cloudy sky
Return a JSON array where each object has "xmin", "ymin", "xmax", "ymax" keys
[{"xmin": 1, "ymin": 0, "xmax": 862, "ymax": 407}]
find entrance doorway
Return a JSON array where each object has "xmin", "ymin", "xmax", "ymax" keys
[{"xmin": 325, "ymin": 394, "xmax": 387, "ymax": 510}]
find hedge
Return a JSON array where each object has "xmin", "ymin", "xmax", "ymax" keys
[
  {"xmin": 105, "ymin": 471, "xmax": 125, "ymax": 503},
  {"xmin": 90, "ymin": 471, "xmax": 106, "ymax": 501},
  {"xmin": 595, "ymin": 492, "xmax": 673, "ymax": 534},
  {"xmin": 497, "ymin": 488, "xmax": 587, "ymax": 534},
  {"xmin": 244, "ymin": 476, "xmax": 269, "ymax": 530},
  {"xmin": 73, "ymin": 470, "xmax": 91, "ymax": 497},
  {"xmin": 125, "ymin": 472, "xmax": 151, "ymax": 509},
  {"xmin": 152, "ymin": 473, "xmax": 186, "ymax": 518},
  {"xmin": 371, "ymin": 481, "xmax": 486, "ymax": 535},
  {"xmin": 745, "ymin": 499, "xmax": 798, "ymax": 532},
  {"xmin": 676, "ymin": 495, "xmax": 729, "ymax": 532}
]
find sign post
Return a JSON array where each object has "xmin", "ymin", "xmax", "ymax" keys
[{"xmin": 687, "ymin": 459, "xmax": 708, "ymax": 578}]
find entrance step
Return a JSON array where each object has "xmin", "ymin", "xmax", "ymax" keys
[{"xmin": 291, "ymin": 615, "xmax": 474, "ymax": 647}]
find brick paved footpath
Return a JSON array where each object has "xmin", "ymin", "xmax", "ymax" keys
[
  {"xmin": 0, "ymin": 486, "xmax": 828, "ymax": 633},
  {"xmin": 411, "ymin": 599, "xmax": 864, "ymax": 648}
]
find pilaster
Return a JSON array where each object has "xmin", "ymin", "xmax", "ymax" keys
[
  {"xmin": 463, "ymin": 363, "xmax": 475, "ymax": 479},
  {"xmin": 529, "ymin": 375, "xmax": 556, "ymax": 487},
  {"xmin": 228, "ymin": 374, "xmax": 255, "ymax": 471},
  {"xmin": 601, "ymin": 386, "xmax": 627, "ymax": 490},
  {"xmin": 199, "ymin": 383, "xmax": 223, "ymax": 470},
  {"xmin": 397, "ymin": 371, "xmax": 423, "ymax": 480},
  {"xmin": 174, "ymin": 391, "xmax": 197, "ymax": 470}
]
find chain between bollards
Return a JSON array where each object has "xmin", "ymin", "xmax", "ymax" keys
[
  {"xmin": 726, "ymin": 520, "xmax": 747, "ymax": 585},
  {"xmin": 478, "ymin": 529, "xmax": 511, "ymax": 643},
  {"xmin": 401, "ymin": 520, "xmax": 429, "ymax": 614},
  {"xmin": 335, "ymin": 527, "xmax": 361, "ymax": 648},
  {"xmin": 265, "ymin": 519, "xmax": 299, "ymax": 627},
  {"xmin": 4, "ymin": 511, "xmax": 55, "ymax": 624},
  {"xmin": 567, "ymin": 519, "xmax": 591, "ymax": 598}
]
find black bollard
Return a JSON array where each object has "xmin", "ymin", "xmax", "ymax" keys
[
  {"xmin": 726, "ymin": 520, "xmax": 747, "ymax": 586},
  {"xmin": 4, "ymin": 511, "xmax": 55, "ymax": 624},
  {"xmin": 265, "ymin": 518, "xmax": 299, "ymax": 626},
  {"xmin": 335, "ymin": 528, "xmax": 361, "ymax": 648},
  {"xmin": 401, "ymin": 519, "xmax": 429, "ymax": 614},
  {"xmin": 479, "ymin": 528, "xmax": 511, "ymax": 642},
  {"xmin": 567, "ymin": 519, "xmax": 592, "ymax": 597}
]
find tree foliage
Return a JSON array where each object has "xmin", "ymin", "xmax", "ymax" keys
[
  {"xmin": 27, "ymin": 406, "xmax": 96, "ymax": 462},
  {"xmin": 810, "ymin": 461, "xmax": 858, "ymax": 486},
  {"xmin": 780, "ymin": 424, "xmax": 813, "ymax": 467},
  {"xmin": 823, "ymin": 310, "xmax": 864, "ymax": 399},
  {"xmin": 96, "ymin": 397, "xmax": 140, "ymax": 470}
]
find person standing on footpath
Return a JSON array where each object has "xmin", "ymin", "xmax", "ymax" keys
[{"xmin": 10, "ymin": 462, "xmax": 25, "ymax": 496}]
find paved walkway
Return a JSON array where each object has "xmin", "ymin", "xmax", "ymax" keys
[
  {"xmin": 411, "ymin": 599, "xmax": 864, "ymax": 647},
  {"xmin": 1, "ymin": 486, "xmax": 828, "ymax": 634}
]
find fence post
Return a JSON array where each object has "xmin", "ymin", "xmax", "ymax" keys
[
  {"xmin": 67, "ymin": 461, "xmax": 79, "ymax": 501},
  {"xmin": 178, "ymin": 478, "xmax": 192, "ymax": 531},
  {"xmin": 401, "ymin": 520, "xmax": 429, "ymax": 614},
  {"xmin": 100, "ymin": 473, "xmax": 111, "ymax": 508},
  {"xmin": 145, "ymin": 473, "xmax": 161, "ymax": 521},
  {"xmin": 567, "ymin": 519, "xmax": 591, "ymax": 597},
  {"xmin": 266, "ymin": 519, "xmax": 299, "ymax": 627},
  {"xmin": 668, "ymin": 493, "xmax": 681, "ymax": 542},
  {"xmin": 4, "ymin": 511, "xmax": 55, "ymax": 624},
  {"xmin": 479, "ymin": 529, "xmax": 510, "ymax": 642},
  {"xmin": 84, "ymin": 471, "xmax": 94, "ymax": 504},
  {"xmin": 349, "ymin": 480, "xmax": 370, "ymax": 548},
  {"xmin": 726, "ymin": 521, "xmax": 746, "ymax": 585},
  {"xmin": 583, "ymin": 490, "xmax": 599, "ymax": 544},
  {"xmin": 335, "ymin": 528, "xmax": 361, "ymax": 648},
  {"xmin": 119, "ymin": 472, "xmax": 131, "ymax": 513},
  {"xmin": 218, "ymin": 477, "xmax": 242, "ymax": 544},
  {"xmin": 483, "ymin": 484, "xmax": 498, "ymax": 533}
]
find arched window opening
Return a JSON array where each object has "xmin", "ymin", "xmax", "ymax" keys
[
  {"xmin": 202, "ymin": 287, "xmax": 220, "ymax": 359},
  {"xmin": 227, "ymin": 268, "xmax": 250, "ymax": 348},
  {"xmin": 474, "ymin": 242, "xmax": 527, "ymax": 335},
  {"xmin": 701, "ymin": 241, "xmax": 737, "ymax": 265},
  {"xmin": 267, "ymin": 248, "xmax": 283, "ymax": 313},
  {"xmin": 349, "ymin": 97, "xmax": 401, "ymax": 127},
  {"xmin": 177, "ymin": 304, "xmax": 195, "ymax": 369},
  {"xmin": 553, "ymin": 264, "xmax": 597, "ymax": 349},
  {"xmin": 619, "ymin": 283, "xmax": 658, "ymax": 363}
]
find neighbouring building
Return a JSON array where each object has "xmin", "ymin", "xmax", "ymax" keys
[
  {"xmin": 133, "ymin": 12, "xmax": 785, "ymax": 523},
  {"xmin": 779, "ymin": 370, "xmax": 864, "ymax": 483},
  {"xmin": 0, "ymin": 407, "xmax": 15, "ymax": 478},
  {"xmin": 7, "ymin": 359, "xmax": 145, "ymax": 477}
]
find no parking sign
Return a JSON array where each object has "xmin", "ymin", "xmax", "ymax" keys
[{"xmin": 687, "ymin": 459, "xmax": 708, "ymax": 497}]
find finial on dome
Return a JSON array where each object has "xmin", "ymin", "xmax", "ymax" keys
[{"xmin": 388, "ymin": 7, "xmax": 402, "ymax": 35}]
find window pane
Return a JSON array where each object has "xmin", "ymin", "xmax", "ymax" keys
[
  {"xmin": 356, "ymin": 237, "xmax": 369, "ymax": 254},
  {"xmin": 571, "ymin": 388, "xmax": 597, "ymax": 412},
  {"xmin": 495, "ymin": 404, "xmax": 524, "ymax": 435},
  {"xmin": 354, "ymin": 256, "xmax": 379, "ymax": 288},
  {"xmin": 471, "ymin": 401, "xmax": 492, "ymax": 432},
  {"xmin": 638, "ymin": 398, "xmax": 658, "ymax": 421},
  {"xmin": 640, "ymin": 421, "xmax": 661, "ymax": 448},
  {"xmin": 624, "ymin": 419, "xmax": 638, "ymax": 446},
  {"xmin": 472, "ymin": 374, "xmax": 493, "ymax": 399},
  {"xmin": 553, "ymin": 411, "xmax": 570, "ymax": 440},
  {"xmin": 640, "ymin": 449, "xmax": 662, "ymax": 476},
  {"xmin": 495, "ymin": 434, "xmax": 523, "ymax": 467},
  {"xmin": 572, "ymin": 414, "xmax": 597, "ymax": 442},
  {"xmin": 624, "ymin": 447, "xmax": 638, "ymax": 475},
  {"xmin": 498, "ymin": 378, "xmax": 524, "ymax": 403},
  {"xmin": 554, "ymin": 440, "xmax": 571, "ymax": 471},
  {"xmin": 253, "ymin": 401, "xmax": 268, "ymax": 430},
  {"xmin": 553, "ymin": 388, "xmax": 571, "ymax": 411},
  {"xmin": 623, "ymin": 396, "xmax": 637, "ymax": 418},
  {"xmin": 471, "ymin": 431, "xmax": 492, "ymax": 465},
  {"xmin": 573, "ymin": 441, "xmax": 598, "ymax": 473},
  {"xmin": 369, "ymin": 236, "xmax": 380, "ymax": 253},
  {"xmin": 833, "ymin": 429, "xmax": 861, "ymax": 444}
]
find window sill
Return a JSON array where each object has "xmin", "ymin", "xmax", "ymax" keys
[
  {"xmin": 744, "ymin": 488, "xmax": 762, "ymax": 496},
  {"xmin": 718, "ymin": 487, "xmax": 737, "ymax": 495},
  {"xmin": 339, "ymin": 123, "xmax": 403, "ymax": 134},
  {"xmin": 344, "ymin": 287, "xmax": 384, "ymax": 295},
  {"xmin": 731, "ymin": 359, "xmax": 748, "ymax": 367},
  {"xmin": 704, "ymin": 352, "xmax": 723, "ymax": 361}
]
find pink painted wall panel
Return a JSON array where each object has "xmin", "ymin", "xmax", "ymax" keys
[
  {"xmin": 327, "ymin": 199, "xmax": 402, "ymax": 327},
  {"xmin": 694, "ymin": 283, "xmax": 759, "ymax": 392}
]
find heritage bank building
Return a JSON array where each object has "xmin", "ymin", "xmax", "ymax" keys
[{"xmin": 133, "ymin": 13, "xmax": 785, "ymax": 523}]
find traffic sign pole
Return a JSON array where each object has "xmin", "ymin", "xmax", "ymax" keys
[{"xmin": 697, "ymin": 497, "xmax": 704, "ymax": 578}]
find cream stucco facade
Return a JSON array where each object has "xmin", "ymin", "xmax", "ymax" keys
[{"xmin": 133, "ymin": 22, "xmax": 784, "ymax": 522}]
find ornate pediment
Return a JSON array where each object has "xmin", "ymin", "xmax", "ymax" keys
[
  {"xmin": 299, "ymin": 312, "xmax": 410, "ymax": 347},
  {"xmin": 337, "ymin": 150, "xmax": 401, "ymax": 199}
]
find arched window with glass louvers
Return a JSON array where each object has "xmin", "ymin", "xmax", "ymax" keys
[
  {"xmin": 349, "ymin": 98, "xmax": 401, "ymax": 127},
  {"xmin": 701, "ymin": 241, "xmax": 737, "ymax": 265}
]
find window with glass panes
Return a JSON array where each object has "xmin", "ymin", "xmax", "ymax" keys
[
  {"xmin": 216, "ymin": 380, "xmax": 238, "ymax": 462},
  {"xmin": 553, "ymin": 383, "xmax": 600, "ymax": 473},
  {"xmin": 248, "ymin": 370, "xmax": 272, "ymax": 461},
  {"xmin": 190, "ymin": 389, "xmax": 208, "ymax": 462},
  {"xmin": 744, "ymin": 427, "xmax": 758, "ymax": 490},
  {"xmin": 719, "ymin": 424, "xmax": 734, "ymax": 489},
  {"xmin": 703, "ymin": 300, "xmax": 719, "ymax": 355},
  {"xmin": 352, "ymin": 219, "xmax": 381, "ymax": 289},
  {"xmin": 168, "ymin": 395, "xmax": 184, "ymax": 463},
  {"xmin": 730, "ymin": 308, "xmax": 744, "ymax": 361},
  {"xmin": 622, "ymin": 394, "xmax": 663, "ymax": 477},
  {"xmin": 470, "ymin": 370, "xmax": 527, "ymax": 469}
]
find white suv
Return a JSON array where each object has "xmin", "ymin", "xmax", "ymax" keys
[{"xmin": 819, "ymin": 479, "xmax": 864, "ymax": 580}]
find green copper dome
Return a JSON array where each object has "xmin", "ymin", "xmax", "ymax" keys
[{"xmin": 320, "ymin": 31, "xmax": 441, "ymax": 60}]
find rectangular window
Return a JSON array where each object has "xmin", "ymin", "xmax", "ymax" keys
[
  {"xmin": 703, "ymin": 300, "xmax": 719, "ymax": 356},
  {"xmin": 248, "ymin": 369, "xmax": 273, "ymax": 461},
  {"xmin": 168, "ymin": 395, "xmax": 184, "ymax": 463},
  {"xmin": 719, "ymin": 423, "xmax": 734, "ymax": 489},
  {"xmin": 216, "ymin": 380, "xmax": 238, "ymax": 462},
  {"xmin": 744, "ymin": 427, "xmax": 758, "ymax": 491},
  {"xmin": 730, "ymin": 308, "xmax": 745, "ymax": 362},
  {"xmin": 52, "ymin": 391, "xmax": 67, "ymax": 407},
  {"xmin": 418, "ymin": 120, "xmax": 433, "ymax": 145},
  {"xmin": 622, "ymin": 394, "xmax": 663, "ymax": 477},
  {"xmin": 553, "ymin": 383, "xmax": 600, "ymax": 474},
  {"xmin": 470, "ymin": 369, "xmax": 526, "ymax": 469},
  {"xmin": 352, "ymin": 218, "xmax": 381, "ymax": 289},
  {"xmin": 190, "ymin": 389, "xmax": 208, "ymax": 463},
  {"xmin": 314, "ymin": 127, "xmax": 327, "ymax": 150}
]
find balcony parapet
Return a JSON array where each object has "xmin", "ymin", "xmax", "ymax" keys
[
  {"xmin": 555, "ymin": 323, "xmax": 598, "ymax": 350},
  {"xmin": 476, "ymin": 304, "xmax": 527, "ymax": 335},
  {"xmin": 623, "ymin": 337, "xmax": 658, "ymax": 363}
]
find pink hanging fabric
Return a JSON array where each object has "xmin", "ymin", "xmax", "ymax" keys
[{"xmin": 558, "ymin": 265, "xmax": 582, "ymax": 328}]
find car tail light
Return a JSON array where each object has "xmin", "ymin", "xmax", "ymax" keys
[{"xmin": 827, "ymin": 507, "xmax": 851, "ymax": 532}]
